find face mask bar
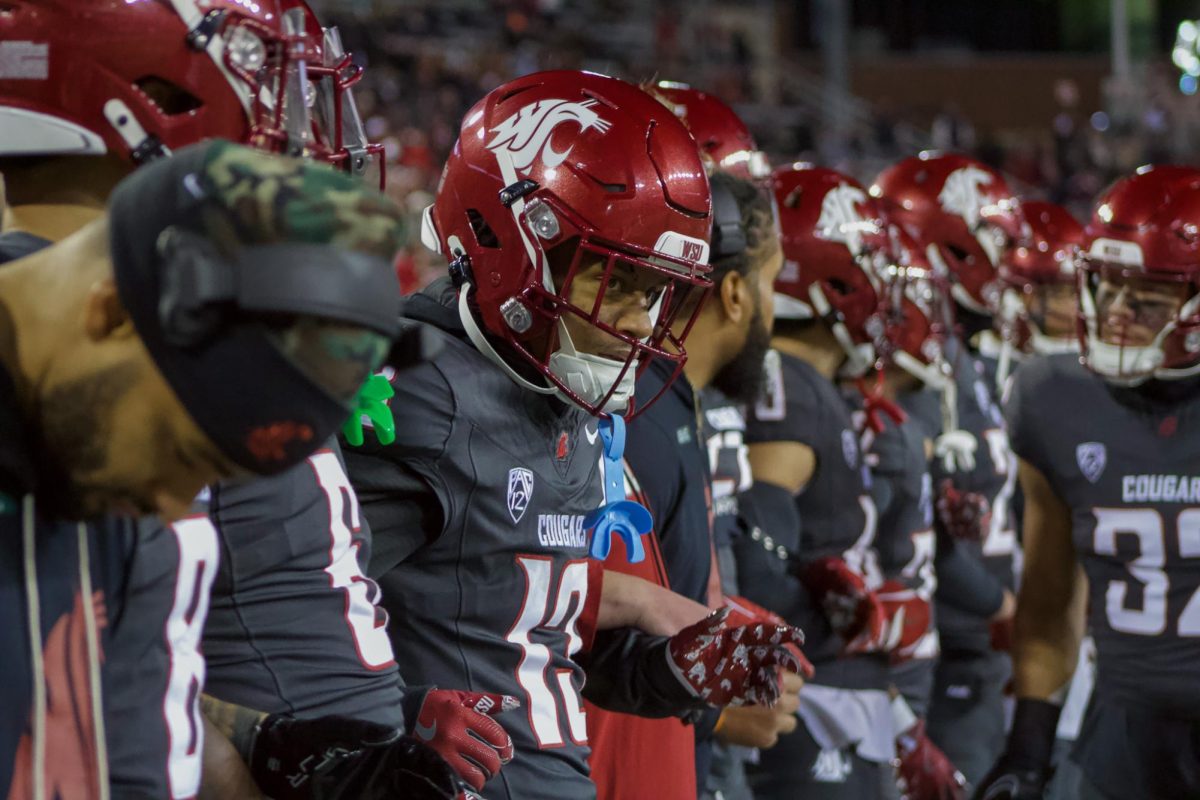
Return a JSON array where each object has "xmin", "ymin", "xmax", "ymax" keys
[
  {"xmin": 310, "ymin": 26, "xmax": 387, "ymax": 186},
  {"xmin": 1076, "ymin": 258, "xmax": 1200, "ymax": 384}
]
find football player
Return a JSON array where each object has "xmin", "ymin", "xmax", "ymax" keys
[
  {"xmin": 873, "ymin": 154, "xmax": 1023, "ymax": 788},
  {"xmin": 0, "ymin": 140, "xmax": 402, "ymax": 800},
  {"xmin": 739, "ymin": 164, "xmax": 901, "ymax": 799},
  {"xmin": 1, "ymin": 4, "xmax": 481, "ymax": 797},
  {"xmin": 343, "ymin": 70, "xmax": 807, "ymax": 800},
  {"xmin": 987, "ymin": 200, "xmax": 1085, "ymax": 392},
  {"xmin": 976, "ymin": 165, "xmax": 1200, "ymax": 800},
  {"xmin": 587, "ymin": 169, "xmax": 801, "ymax": 800}
]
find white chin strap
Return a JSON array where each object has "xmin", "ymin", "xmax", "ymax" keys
[
  {"xmin": 809, "ymin": 285, "xmax": 875, "ymax": 378},
  {"xmin": 1028, "ymin": 327, "xmax": 1079, "ymax": 356},
  {"xmin": 457, "ymin": 286, "xmax": 636, "ymax": 413},
  {"xmin": 458, "ymin": 287, "xmax": 557, "ymax": 397},
  {"xmin": 547, "ymin": 318, "xmax": 636, "ymax": 414},
  {"xmin": 1078, "ymin": 286, "xmax": 1200, "ymax": 386},
  {"xmin": 893, "ymin": 350, "xmax": 951, "ymax": 392}
]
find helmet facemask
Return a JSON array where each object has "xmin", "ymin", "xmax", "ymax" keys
[
  {"xmin": 451, "ymin": 189, "xmax": 711, "ymax": 418},
  {"xmin": 1077, "ymin": 259, "xmax": 1200, "ymax": 385}
]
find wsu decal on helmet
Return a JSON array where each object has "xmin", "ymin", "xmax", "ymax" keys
[
  {"xmin": 486, "ymin": 98, "xmax": 612, "ymax": 177},
  {"xmin": 938, "ymin": 166, "xmax": 994, "ymax": 229},
  {"xmin": 817, "ymin": 183, "xmax": 873, "ymax": 255}
]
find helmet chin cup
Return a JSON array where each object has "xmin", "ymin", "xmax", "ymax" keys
[{"xmin": 548, "ymin": 320, "xmax": 637, "ymax": 414}]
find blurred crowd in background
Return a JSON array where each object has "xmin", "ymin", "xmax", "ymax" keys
[{"xmin": 316, "ymin": 0, "xmax": 1200, "ymax": 290}]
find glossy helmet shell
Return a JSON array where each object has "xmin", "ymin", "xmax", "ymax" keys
[
  {"xmin": 771, "ymin": 164, "xmax": 891, "ymax": 376},
  {"xmin": 872, "ymin": 152, "xmax": 1025, "ymax": 316},
  {"xmin": 1077, "ymin": 164, "xmax": 1200, "ymax": 383},
  {"xmin": 0, "ymin": 0, "xmax": 378, "ymax": 175},
  {"xmin": 423, "ymin": 70, "xmax": 714, "ymax": 416},
  {"xmin": 645, "ymin": 81, "xmax": 769, "ymax": 180}
]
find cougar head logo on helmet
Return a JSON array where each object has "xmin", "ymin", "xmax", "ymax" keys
[
  {"xmin": 487, "ymin": 98, "xmax": 612, "ymax": 175},
  {"xmin": 423, "ymin": 71, "xmax": 714, "ymax": 418},
  {"xmin": 818, "ymin": 184, "xmax": 874, "ymax": 255},
  {"xmin": 0, "ymin": 0, "xmax": 382, "ymax": 180},
  {"xmin": 872, "ymin": 153, "xmax": 1025, "ymax": 318},
  {"xmin": 1077, "ymin": 165, "xmax": 1200, "ymax": 385}
]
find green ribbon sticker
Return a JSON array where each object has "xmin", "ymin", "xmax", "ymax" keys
[{"xmin": 342, "ymin": 373, "xmax": 396, "ymax": 447}]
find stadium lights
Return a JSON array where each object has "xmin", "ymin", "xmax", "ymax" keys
[{"xmin": 1174, "ymin": 19, "xmax": 1200, "ymax": 93}]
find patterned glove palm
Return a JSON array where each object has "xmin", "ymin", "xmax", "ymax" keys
[
  {"xmin": 798, "ymin": 556, "xmax": 888, "ymax": 654},
  {"xmin": 724, "ymin": 595, "xmax": 815, "ymax": 679},
  {"xmin": 413, "ymin": 690, "xmax": 519, "ymax": 791},
  {"xmin": 249, "ymin": 714, "xmax": 474, "ymax": 800},
  {"xmin": 877, "ymin": 580, "xmax": 933, "ymax": 663},
  {"xmin": 896, "ymin": 719, "xmax": 967, "ymax": 800},
  {"xmin": 935, "ymin": 479, "xmax": 992, "ymax": 543},
  {"xmin": 666, "ymin": 606, "xmax": 808, "ymax": 707}
]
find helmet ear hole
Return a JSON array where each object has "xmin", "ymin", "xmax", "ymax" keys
[
  {"xmin": 134, "ymin": 76, "xmax": 203, "ymax": 116},
  {"xmin": 466, "ymin": 208, "xmax": 500, "ymax": 249}
]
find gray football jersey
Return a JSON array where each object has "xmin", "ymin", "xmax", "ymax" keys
[
  {"xmin": 1009, "ymin": 354, "xmax": 1200, "ymax": 717},
  {"xmin": 854, "ymin": 403, "xmax": 937, "ymax": 601},
  {"xmin": 744, "ymin": 349, "xmax": 888, "ymax": 690},
  {"xmin": 699, "ymin": 387, "xmax": 752, "ymax": 597},
  {"xmin": 346, "ymin": 298, "xmax": 607, "ymax": 799},
  {"xmin": 202, "ymin": 440, "xmax": 404, "ymax": 726},
  {"xmin": 902, "ymin": 337, "xmax": 1017, "ymax": 653}
]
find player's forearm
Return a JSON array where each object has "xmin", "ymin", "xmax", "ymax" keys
[
  {"xmin": 199, "ymin": 715, "xmax": 265, "ymax": 800},
  {"xmin": 1012, "ymin": 561, "xmax": 1087, "ymax": 700},
  {"xmin": 200, "ymin": 693, "xmax": 267, "ymax": 762},
  {"xmin": 1011, "ymin": 458, "xmax": 1086, "ymax": 701},
  {"xmin": 597, "ymin": 570, "xmax": 709, "ymax": 635}
]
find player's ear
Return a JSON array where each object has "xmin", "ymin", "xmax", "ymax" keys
[
  {"xmin": 719, "ymin": 270, "xmax": 750, "ymax": 325},
  {"xmin": 83, "ymin": 276, "xmax": 136, "ymax": 342}
]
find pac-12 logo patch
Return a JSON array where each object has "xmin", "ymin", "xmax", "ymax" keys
[
  {"xmin": 507, "ymin": 467, "xmax": 535, "ymax": 524},
  {"xmin": 1076, "ymin": 442, "xmax": 1107, "ymax": 484}
]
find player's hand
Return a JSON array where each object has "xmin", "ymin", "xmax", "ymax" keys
[
  {"xmin": 248, "ymin": 714, "xmax": 472, "ymax": 799},
  {"xmin": 935, "ymin": 479, "xmax": 991, "ymax": 543},
  {"xmin": 665, "ymin": 606, "xmax": 809, "ymax": 707},
  {"xmin": 412, "ymin": 690, "xmax": 518, "ymax": 791},
  {"xmin": 971, "ymin": 760, "xmax": 1050, "ymax": 800},
  {"xmin": 877, "ymin": 580, "xmax": 932, "ymax": 663},
  {"xmin": 724, "ymin": 595, "xmax": 815, "ymax": 681},
  {"xmin": 896, "ymin": 719, "xmax": 966, "ymax": 800},
  {"xmin": 798, "ymin": 556, "xmax": 888, "ymax": 654},
  {"xmin": 716, "ymin": 669, "xmax": 803, "ymax": 748}
]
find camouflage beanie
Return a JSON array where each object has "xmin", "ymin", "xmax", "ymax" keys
[{"xmin": 109, "ymin": 139, "xmax": 403, "ymax": 475}]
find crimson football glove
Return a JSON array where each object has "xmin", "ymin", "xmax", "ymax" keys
[
  {"xmin": 724, "ymin": 595, "xmax": 815, "ymax": 679},
  {"xmin": 798, "ymin": 556, "xmax": 888, "ymax": 654},
  {"xmin": 412, "ymin": 690, "xmax": 518, "ymax": 791},
  {"xmin": 666, "ymin": 606, "xmax": 808, "ymax": 707},
  {"xmin": 935, "ymin": 479, "xmax": 991, "ymax": 543},
  {"xmin": 248, "ymin": 714, "xmax": 474, "ymax": 800},
  {"xmin": 896, "ymin": 719, "xmax": 967, "ymax": 800},
  {"xmin": 877, "ymin": 580, "xmax": 933, "ymax": 663}
]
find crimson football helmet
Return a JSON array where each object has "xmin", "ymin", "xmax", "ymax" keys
[
  {"xmin": 1077, "ymin": 165, "xmax": 1200, "ymax": 384},
  {"xmin": 645, "ymin": 82, "xmax": 769, "ymax": 180},
  {"xmin": 0, "ymin": 0, "xmax": 381, "ymax": 178},
  {"xmin": 421, "ymin": 71, "xmax": 713, "ymax": 417},
  {"xmin": 771, "ymin": 164, "xmax": 891, "ymax": 377},
  {"xmin": 872, "ymin": 153, "xmax": 1025, "ymax": 317},
  {"xmin": 877, "ymin": 224, "xmax": 956, "ymax": 392},
  {"xmin": 997, "ymin": 200, "xmax": 1084, "ymax": 357}
]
